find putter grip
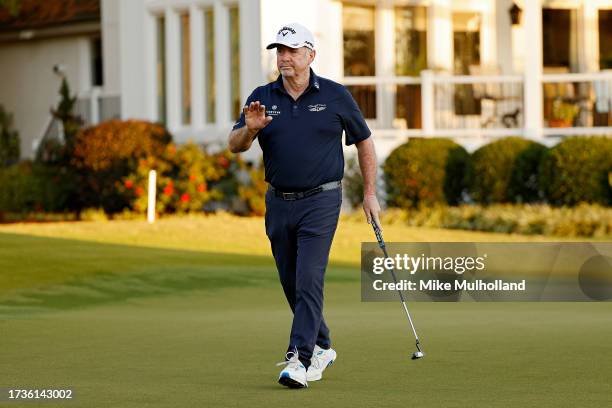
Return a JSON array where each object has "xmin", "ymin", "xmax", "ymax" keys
[{"xmin": 372, "ymin": 223, "xmax": 385, "ymax": 247}]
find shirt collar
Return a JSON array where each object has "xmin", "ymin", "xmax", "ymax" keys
[{"xmin": 272, "ymin": 67, "xmax": 320, "ymax": 93}]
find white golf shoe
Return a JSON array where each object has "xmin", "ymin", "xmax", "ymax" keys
[
  {"xmin": 306, "ymin": 345, "xmax": 337, "ymax": 381},
  {"xmin": 277, "ymin": 349, "xmax": 308, "ymax": 388}
]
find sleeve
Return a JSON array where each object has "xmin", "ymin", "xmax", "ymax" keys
[
  {"xmin": 231, "ymin": 88, "xmax": 260, "ymax": 131},
  {"xmin": 339, "ymin": 87, "xmax": 372, "ymax": 146}
]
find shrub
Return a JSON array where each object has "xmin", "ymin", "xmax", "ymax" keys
[
  {"xmin": 71, "ymin": 120, "xmax": 172, "ymax": 213},
  {"xmin": 0, "ymin": 105, "xmax": 20, "ymax": 167},
  {"xmin": 340, "ymin": 203, "xmax": 612, "ymax": 237},
  {"xmin": 238, "ymin": 158, "xmax": 267, "ymax": 216},
  {"xmin": 0, "ymin": 161, "xmax": 73, "ymax": 214},
  {"xmin": 468, "ymin": 137, "xmax": 547, "ymax": 204},
  {"xmin": 539, "ymin": 136, "xmax": 612, "ymax": 206},
  {"xmin": 383, "ymin": 138, "xmax": 470, "ymax": 209},
  {"xmin": 121, "ymin": 142, "xmax": 241, "ymax": 215},
  {"xmin": 343, "ymin": 154, "xmax": 363, "ymax": 209}
]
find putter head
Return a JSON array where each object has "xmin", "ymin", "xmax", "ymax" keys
[{"xmin": 412, "ymin": 351, "xmax": 425, "ymax": 360}]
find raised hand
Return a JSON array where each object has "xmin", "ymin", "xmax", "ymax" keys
[{"xmin": 244, "ymin": 101, "xmax": 273, "ymax": 133}]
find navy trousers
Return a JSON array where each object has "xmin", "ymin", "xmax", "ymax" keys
[{"xmin": 265, "ymin": 185, "xmax": 342, "ymax": 369}]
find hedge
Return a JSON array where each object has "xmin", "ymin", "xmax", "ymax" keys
[
  {"xmin": 539, "ymin": 136, "xmax": 612, "ymax": 206},
  {"xmin": 468, "ymin": 136, "xmax": 547, "ymax": 204},
  {"xmin": 383, "ymin": 138, "xmax": 470, "ymax": 209}
]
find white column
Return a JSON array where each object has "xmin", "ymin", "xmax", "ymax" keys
[
  {"xmin": 375, "ymin": 4, "xmax": 395, "ymax": 129},
  {"xmin": 144, "ymin": 12, "xmax": 156, "ymax": 122},
  {"xmin": 421, "ymin": 70, "xmax": 434, "ymax": 136},
  {"xmin": 101, "ymin": 0, "xmax": 121, "ymax": 95},
  {"xmin": 214, "ymin": 2, "xmax": 231, "ymax": 126},
  {"xmin": 240, "ymin": 0, "xmax": 263, "ymax": 108},
  {"xmin": 90, "ymin": 87, "xmax": 100, "ymax": 124},
  {"xmin": 580, "ymin": 1, "xmax": 599, "ymax": 72},
  {"xmin": 523, "ymin": 0, "xmax": 543, "ymax": 138},
  {"xmin": 428, "ymin": 0, "xmax": 453, "ymax": 72},
  {"xmin": 495, "ymin": 0, "xmax": 513, "ymax": 74},
  {"xmin": 480, "ymin": 1, "xmax": 497, "ymax": 69},
  {"xmin": 191, "ymin": 5, "xmax": 204, "ymax": 130},
  {"xmin": 165, "ymin": 7, "xmax": 181, "ymax": 130},
  {"xmin": 118, "ymin": 0, "xmax": 147, "ymax": 120}
]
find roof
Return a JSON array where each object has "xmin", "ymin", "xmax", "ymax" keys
[{"xmin": 0, "ymin": 0, "xmax": 100, "ymax": 34}]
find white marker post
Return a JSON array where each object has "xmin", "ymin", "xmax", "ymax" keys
[{"xmin": 147, "ymin": 170, "xmax": 157, "ymax": 224}]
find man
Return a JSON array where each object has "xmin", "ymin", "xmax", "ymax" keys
[{"xmin": 228, "ymin": 23, "xmax": 381, "ymax": 389}]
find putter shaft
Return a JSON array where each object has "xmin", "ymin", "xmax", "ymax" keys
[{"xmin": 372, "ymin": 223, "xmax": 423, "ymax": 352}]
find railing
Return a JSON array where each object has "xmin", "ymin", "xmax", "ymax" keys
[
  {"xmin": 341, "ymin": 70, "xmax": 612, "ymax": 140},
  {"xmin": 74, "ymin": 87, "xmax": 121, "ymax": 126},
  {"xmin": 541, "ymin": 71, "xmax": 612, "ymax": 136},
  {"xmin": 32, "ymin": 89, "xmax": 121, "ymax": 155}
]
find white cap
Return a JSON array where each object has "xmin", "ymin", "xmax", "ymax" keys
[{"xmin": 266, "ymin": 23, "xmax": 315, "ymax": 50}]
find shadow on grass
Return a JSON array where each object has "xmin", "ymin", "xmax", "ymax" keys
[{"xmin": 0, "ymin": 232, "xmax": 358, "ymax": 316}]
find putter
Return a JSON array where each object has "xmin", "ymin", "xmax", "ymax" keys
[{"xmin": 371, "ymin": 221, "xmax": 425, "ymax": 360}]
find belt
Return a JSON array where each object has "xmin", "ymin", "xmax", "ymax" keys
[{"xmin": 270, "ymin": 181, "xmax": 341, "ymax": 201}]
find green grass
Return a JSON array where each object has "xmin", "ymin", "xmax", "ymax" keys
[{"xmin": 1, "ymin": 214, "xmax": 611, "ymax": 407}]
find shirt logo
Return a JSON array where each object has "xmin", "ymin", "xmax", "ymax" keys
[
  {"xmin": 267, "ymin": 107, "xmax": 281, "ymax": 116},
  {"xmin": 272, "ymin": 105, "xmax": 277, "ymax": 110},
  {"xmin": 308, "ymin": 104, "xmax": 326, "ymax": 112}
]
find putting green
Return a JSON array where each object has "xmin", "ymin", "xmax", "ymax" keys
[{"xmin": 1, "ymin": 216, "xmax": 611, "ymax": 407}]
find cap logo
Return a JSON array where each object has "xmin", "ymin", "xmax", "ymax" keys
[
  {"xmin": 279, "ymin": 26, "xmax": 296, "ymax": 36},
  {"xmin": 304, "ymin": 41, "xmax": 314, "ymax": 48}
]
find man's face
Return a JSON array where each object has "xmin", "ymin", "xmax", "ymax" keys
[{"xmin": 276, "ymin": 45, "xmax": 315, "ymax": 78}]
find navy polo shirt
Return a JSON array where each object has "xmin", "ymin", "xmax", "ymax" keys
[{"xmin": 232, "ymin": 68, "xmax": 371, "ymax": 192}]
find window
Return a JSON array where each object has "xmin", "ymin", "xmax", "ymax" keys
[
  {"xmin": 204, "ymin": 8, "xmax": 216, "ymax": 123},
  {"xmin": 395, "ymin": 6, "xmax": 427, "ymax": 129},
  {"xmin": 395, "ymin": 6, "xmax": 427, "ymax": 76},
  {"xmin": 343, "ymin": 4, "xmax": 375, "ymax": 76},
  {"xmin": 542, "ymin": 8, "xmax": 577, "ymax": 71},
  {"xmin": 599, "ymin": 9, "xmax": 612, "ymax": 69},
  {"xmin": 343, "ymin": 4, "xmax": 376, "ymax": 119},
  {"xmin": 91, "ymin": 36, "xmax": 103, "ymax": 86},
  {"xmin": 229, "ymin": 6, "xmax": 241, "ymax": 121},
  {"xmin": 453, "ymin": 12, "xmax": 481, "ymax": 115},
  {"xmin": 179, "ymin": 12, "xmax": 191, "ymax": 125},
  {"xmin": 156, "ymin": 15, "xmax": 166, "ymax": 124},
  {"xmin": 453, "ymin": 12, "xmax": 480, "ymax": 75}
]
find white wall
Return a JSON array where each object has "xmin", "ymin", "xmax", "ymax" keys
[
  {"xmin": 0, "ymin": 36, "xmax": 93, "ymax": 158},
  {"xmin": 259, "ymin": 0, "xmax": 342, "ymax": 81},
  {"xmin": 119, "ymin": 0, "xmax": 148, "ymax": 120},
  {"xmin": 102, "ymin": 0, "xmax": 121, "ymax": 93}
]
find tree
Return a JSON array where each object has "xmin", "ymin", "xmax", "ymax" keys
[
  {"xmin": 0, "ymin": 0, "xmax": 21, "ymax": 16},
  {"xmin": 0, "ymin": 105, "xmax": 20, "ymax": 167}
]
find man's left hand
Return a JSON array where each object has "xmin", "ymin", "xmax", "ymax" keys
[{"xmin": 363, "ymin": 194, "xmax": 382, "ymax": 230}]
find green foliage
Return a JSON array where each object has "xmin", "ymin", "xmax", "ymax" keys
[
  {"xmin": 383, "ymin": 138, "xmax": 470, "ymax": 208},
  {"xmin": 341, "ymin": 202, "xmax": 612, "ymax": 238},
  {"xmin": 0, "ymin": 161, "xmax": 74, "ymax": 215},
  {"xmin": 468, "ymin": 137, "xmax": 547, "ymax": 204},
  {"xmin": 0, "ymin": 0, "xmax": 21, "ymax": 15},
  {"xmin": 552, "ymin": 99, "xmax": 579, "ymax": 123},
  {"xmin": 122, "ymin": 143, "xmax": 241, "ymax": 215},
  {"xmin": 238, "ymin": 158, "xmax": 267, "ymax": 216},
  {"xmin": 343, "ymin": 155, "xmax": 364, "ymax": 210},
  {"xmin": 71, "ymin": 119, "xmax": 172, "ymax": 214},
  {"xmin": 0, "ymin": 105, "xmax": 20, "ymax": 167},
  {"xmin": 50, "ymin": 77, "xmax": 84, "ymax": 152},
  {"xmin": 539, "ymin": 136, "xmax": 612, "ymax": 206}
]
